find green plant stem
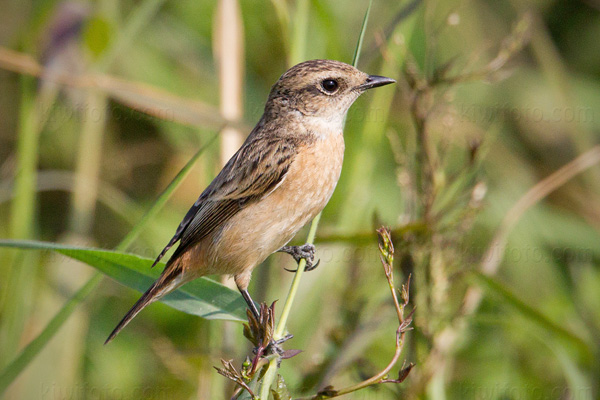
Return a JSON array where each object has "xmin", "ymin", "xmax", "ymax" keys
[
  {"xmin": 274, "ymin": 212, "xmax": 321, "ymax": 339},
  {"xmin": 0, "ymin": 75, "xmax": 40, "ymax": 369},
  {"xmin": 67, "ymin": 90, "xmax": 107, "ymax": 235},
  {"xmin": 351, "ymin": 0, "xmax": 372, "ymax": 67},
  {"xmin": 259, "ymin": 357, "xmax": 279, "ymax": 400},
  {"xmin": 289, "ymin": 0, "xmax": 309, "ymax": 65},
  {"xmin": 259, "ymin": 213, "xmax": 321, "ymax": 400},
  {"xmin": 269, "ymin": 0, "xmax": 291, "ymax": 54}
]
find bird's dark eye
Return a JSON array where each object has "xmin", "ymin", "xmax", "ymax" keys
[{"xmin": 321, "ymin": 79, "xmax": 339, "ymax": 93}]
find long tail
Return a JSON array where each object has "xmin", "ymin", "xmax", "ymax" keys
[{"xmin": 105, "ymin": 265, "xmax": 185, "ymax": 345}]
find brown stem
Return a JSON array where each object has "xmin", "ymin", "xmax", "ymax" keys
[{"xmin": 304, "ymin": 229, "xmax": 413, "ymax": 399}]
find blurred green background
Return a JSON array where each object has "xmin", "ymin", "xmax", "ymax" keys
[{"xmin": 0, "ymin": 0, "xmax": 599, "ymax": 399}]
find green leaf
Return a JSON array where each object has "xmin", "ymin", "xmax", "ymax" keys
[
  {"xmin": 271, "ymin": 374, "xmax": 292, "ymax": 400},
  {"xmin": 0, "ymin": 239, "xmax": 247, "ymax": 321}
]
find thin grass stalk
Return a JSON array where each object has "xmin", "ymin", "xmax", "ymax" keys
[
  {"xmin": 0, "ymin": 69, "xmax": 61, "ymax": 390},
  {"xmin": 289, "ymin": 0, "xmax": 309, "ymax": 66},
  {"xmin": 269, "ymin": 0, "xmax": 291, "ymax": 54},
  {"xmin": 0, "ymin": 75, "xmax": 40, "ymax": 370},
  {"xmin": 258, "ymin": 214, "xmax": 322, "ymax": 400},
  {"xmin": 351, "ymin": 0, "xmax": 372, "ymax": 67},
  {"xmin": 67, "ymin": 90, "xmax": 108, "ymax": 235},
  {"xmin": 0, "ymin": 67, "xmax": 62, "ymax": 374},
  {"xmin": 215, "ymin": 0, "xmax": 245, "ymax": 165}
]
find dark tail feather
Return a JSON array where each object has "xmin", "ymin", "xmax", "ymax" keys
[{"xmin": 105, "ymin": 269, "xmax": 183, "ymax": 345}]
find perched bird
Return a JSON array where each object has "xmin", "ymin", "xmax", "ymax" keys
[{"xmin": 106, "ymin": 59, "xmax": 395, "ymax": 344}]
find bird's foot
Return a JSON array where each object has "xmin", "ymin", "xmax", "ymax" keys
[
  {"xmin": 264, "ymin": 334, "xmax": 302, "ymax": 364},
  {"xmin": 261, "ymin": 334, "xmax": 293, "ymax": 356},
  {"xmin": 278, "ymin": 244, "xmax": 320, "ymax": 272}
]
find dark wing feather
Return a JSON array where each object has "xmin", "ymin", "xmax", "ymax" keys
[
  {"xmin": 151, "ymin": 131, "xmax": 298, "ymax": 267},
  {"xmin": 149, "ymin": 196, "xmax": 226, "ymax": 268}
]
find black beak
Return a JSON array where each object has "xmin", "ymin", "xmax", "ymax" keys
[{"xmin": 358, "ymin": 75, "xmax": 396, "ymax": 90}]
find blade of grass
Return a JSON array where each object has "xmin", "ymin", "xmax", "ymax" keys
[
  {"xmin": 0, "ymin": 134, "xmax": 218, "ymax": 395},
  {"xmin": 0, "ymin": 75, "xmax": 43, "ymax": 370},
  {"xmin": 351, "ymin": 0, "xmax": 372, "ymax": 68},
  {"xmin": 288, "ymin": 0, "xmax": 309, "ymax": 66},
  {"xmin": 67, "ymin": 90, "xmax": 107, "ymax": 235},
  {"xmin": 269, "ymin": 0, "xmax": 291, "ymax": 55},
  {"xmin": 117, "ymin": 133, "xmax": 219, "ymax": 251}
]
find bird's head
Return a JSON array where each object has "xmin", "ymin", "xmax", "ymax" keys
[{"xmin": 264, "ymin": 59, "xmax": 395, "ymax": 126}]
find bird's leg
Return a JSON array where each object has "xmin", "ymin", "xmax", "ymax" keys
[
  {"xmin": 236, "ymin": 276, "xmax": 299, "ymax": 362},
  {"xmin": 236, "ymin": 273, "xmax": 261, "ymax": 320},
  {"xmin": 278, "ymin": 244, "xmax": 320, "ymax": 272},
  {"xmin": 239, "ymin": 288, "xmax": 261, "ymax": 321}
]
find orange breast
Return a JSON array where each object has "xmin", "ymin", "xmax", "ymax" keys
[{"xmin": 207, "ymin": 131, "xmax": 345, "ymax": 276}]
